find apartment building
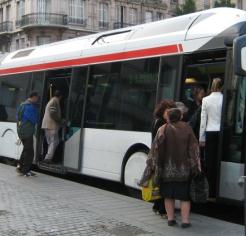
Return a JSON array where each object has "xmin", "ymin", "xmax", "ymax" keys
[
  {"xmin": 180, "ymin": 0, "xmax": 246, "ymax": 11},
  {"xmin": 0, "ymin": 0, "xmax": 171, "ymax": 52}
]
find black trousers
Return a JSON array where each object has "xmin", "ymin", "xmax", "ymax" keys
[
  {"xmin": 205, "ymin": 131, "xmax": 219, "ymax": 197},
  {"xmin": 19, "ymin": 136, "xmax": 34, "ymax": 174}
]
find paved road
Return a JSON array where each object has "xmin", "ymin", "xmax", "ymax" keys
[{"xmin": 0, "ymin": 163, "xmax": 243, "ymax": 236}]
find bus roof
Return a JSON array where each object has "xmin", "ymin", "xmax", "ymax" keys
[{"xmin": 1, "ymin": 7, "xmax": 246, "ymax": 75}]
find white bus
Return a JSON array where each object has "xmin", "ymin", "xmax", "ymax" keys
[{"xmin": 0, "ymin": 7, "xmax": 245, "ymax": 204}]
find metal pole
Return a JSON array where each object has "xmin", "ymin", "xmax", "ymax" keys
[{"xmin": 120, "ymin": 6, "xmax": 123, "ymax": 28}]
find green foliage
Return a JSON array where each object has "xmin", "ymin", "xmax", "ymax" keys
[
  {"xmin": 214, "ymin": 0, "xmax": 235, "ymax": 7},
  {"xmin": 176, "ymin": 0, "xmax": 196, "ymax": 16}
]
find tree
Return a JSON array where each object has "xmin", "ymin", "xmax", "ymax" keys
[
  {"xmin": 214, "ymin": 0, "xmax": 235, "ymax": 7},
  {"xmin": 176, "ymin": 0, "xmax": 196, "ymax": 16}
]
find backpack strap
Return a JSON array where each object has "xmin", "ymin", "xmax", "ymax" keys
[{"xmin": 17, "ymin": 103, "xmax": 26, "ymax": 128}]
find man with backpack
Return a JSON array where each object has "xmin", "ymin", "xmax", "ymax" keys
[{"xmin": 16, "ymin": 91, "xmax": 39, "ymax": 177}]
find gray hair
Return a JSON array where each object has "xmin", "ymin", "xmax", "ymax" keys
[{"xmin": 175, "ymin": 102, "xmax": 188, "ymax": 114}]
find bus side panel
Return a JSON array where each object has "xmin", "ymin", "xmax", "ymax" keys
[
  {"xmin": 81, "ymin": 128, "xmax": 151, "ymax": 181},
  {"xmin": 219, "ymin": 161, "xmax": 244, "ymax": 201},
  {"xmin": 0, "ymin": 122, "xmax": 20, "ymax": 159}
]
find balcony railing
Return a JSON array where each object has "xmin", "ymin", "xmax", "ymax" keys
[
  {"xmin": 68, "ymin": 17, "xmax": 87, "ymax": 26},
  {"xmin": 20, "ymin": 13, "xmax": 68, "ymax": 28},
  {"xmin": 113, "ymin": 22, "xmax": 135, "ymax": 29},
  {"xmin": 0, "ymin": 21, "xmax": 13, "ymax": 33}
]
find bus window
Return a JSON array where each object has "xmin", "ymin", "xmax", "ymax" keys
[
  {"xmin": 157, "ymin": 55, "xmax": 181, "ymax": 101},
  {"xmin": 120, "ymin": 58, "xmax": 159, "ymax": 132},
  {"xmin": 85, "ymin": 58, "xmax": 159, "ymax": 132},
  {"xmin": 69, "ymin": 67, "xmax": 88, "ymax": 129},
  {"xmin": 0, "ymin": 73, "xmax": 32, "ymax": 122},
  {"xmin": 222, "ymin": 76, "xmax": 246, "ymax": 163},
  {"xmin": 182, "ymin": 61, "xmax": 225, "ymax": 120},
  {"xmin": 85, "ymin": 62, "xmax": 121, "ymax": 130}
]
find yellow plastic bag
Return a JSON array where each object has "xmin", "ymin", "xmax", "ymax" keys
[{"xmin": 141, "ymin": 178, "xmax": 161, "ymax": 202}]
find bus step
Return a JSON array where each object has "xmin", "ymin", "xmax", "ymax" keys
[{"xmin": 38, "ymin": 162, "xmax": 66, "ymax": 174}]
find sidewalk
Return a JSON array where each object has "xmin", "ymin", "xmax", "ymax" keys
[{"xmin": 0, "ymin": 163, "xmax": 243, "ymax": 236}]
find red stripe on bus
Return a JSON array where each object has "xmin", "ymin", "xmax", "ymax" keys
[{"xmin": 0, "ymin": 44, "xmax": 181, "ymax": 75}]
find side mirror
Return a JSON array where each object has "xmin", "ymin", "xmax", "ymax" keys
[{"xmin": 233, "ymin": 34, "xmax": 246, "ymax": 76}]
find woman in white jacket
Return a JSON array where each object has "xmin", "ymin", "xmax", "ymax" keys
[{"xmin": 199, "ymin": 78, "xmax": 223, "ymax": 197}]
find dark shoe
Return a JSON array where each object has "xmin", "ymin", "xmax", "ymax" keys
[
  {"xmin": 160, "ymin": 213, "xmax": 168, "ymax": 219},
  {"xmin": 181, "ymin": 223, "xmax": 191, "ymax": 228},
  {"xmin": 158, "ymin": 210, "xmax": 167, "ymax": 218},
  {"xmin": 24, "ymin": 171, "xmax": 36, "ymax": 177},
  {"xmin": 168, "ymin": 220, "xmax": 177, "ymax": 226},
  {"xmin": 152, "ymin": 206, "xmax": 158, "ymax": 214}
]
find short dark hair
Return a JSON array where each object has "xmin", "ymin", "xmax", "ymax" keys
[
  {"xmin": 54, "ymin": 90, "xmax": 62, "ymax": 98},
  {"xmin": 167, "ymin": 108, "xmax": 182, "ymax": 123},
  {"xmin": 29, "ymin": 91, "xmax": 38, "ymax": 98},
  {"xmin": 154, "ymin": 99, "xmax": 176, "ymax": 118}
]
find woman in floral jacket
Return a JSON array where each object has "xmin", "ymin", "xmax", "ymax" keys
[{"xmin": 157, "ymin": 108, "xmax": 200, "ymax": 228}]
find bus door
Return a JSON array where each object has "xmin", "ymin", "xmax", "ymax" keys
[
  {"xmin": 31, "ymin": 71, "xmax": 46, "ymax": 163},
  {"xmin": 181, "ymin": 51, "xmax": 226, "ymax": 199},
  {"xmin": 218, "ymin": 49, "xmax": 246, "ymax": 202},
  {"xmin": 63, "ymin": 67, "xmax": 88, "ymax": 171},
  {"xmin": 38, "ymin": 69, "xmax": 71, "ymax": 169}
]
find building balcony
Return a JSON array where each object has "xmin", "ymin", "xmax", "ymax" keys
[
  {"xmin": 0, "ymin": 21, "xmax": 13, "ymax": 34},
  {"xmin": 68, "ymin": 17, "xmax": 87, "ymax": 27},
  {"xmin": 19, "ymin": 13, "xmax": 68, "ymax": 29},
  {"xmin": 113, "ymin": 22, "xmax": 135, "ymax": 29}
]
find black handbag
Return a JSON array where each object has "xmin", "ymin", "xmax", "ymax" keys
[{"xmin": 190, "ymin": 172, "xmax": 209, "ymax": 203}]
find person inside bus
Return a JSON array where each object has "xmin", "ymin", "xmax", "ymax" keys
[
  {"xmin": 41, "ymin": 90, "xmax": 64, "ymax": 164},
  {"xmin": 156, "ymin": 108, "xmax": 200, "ymax": 228},
  {"xmin": 186, "ymin": 86, "xmax": 206, "ymax": 121},
  {"xmin": 16, "ymin": 91, "xmax": 39, "ymax": 177},
  {"xmin": 188, "ymin": 86, "xmax": 206, "ymax": 139},
  {"xmin": 175, "ymin": 101, "xmax": 188, "ymax": 121},
  {"xmin": 0, "ymin": 104, "xmax": 8, "ymax": 121},
  {"xmin": 199, "ymin": 78, "xmax": 223, "ymax": 197}
]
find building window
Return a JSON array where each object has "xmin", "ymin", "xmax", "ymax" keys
[
  {"xmin": 0, "ymin": 8, "xmax": 3, "ymax": 23},
  {"xmin": 6, "ymin": 5, "xmax": 11, "ymax": 21},
  {"xmin": 116, "ymin": 5, "xmax": 126, "ymax": 22},
  {"xmin": 16, "ymin": 39, "xmax": 20, "ymax": 50},
  {"xmin": 99, "ymin": 2, "xmax": 109, "ymax": 28},
  {"xmin": 145, "ymin": 11, "xmax": 153, "ymax": 23},
  {"xmin": 204, "ymin": 0, "xmax": 210, "ymax": 9},
  {"xmin": 156, "ymin": 12, "xmax": 164, "ymax": 21},
  {"xmin": 21, "ymin": 38, "xmax": 25, "ymax": 49},
  {"xmin": 37, "ymin": 36, "xmax": 51, "ymax": 45},
  {"xmin": 37, "ymin": 0, "xmax": 51, "ymax": 13},
  {"xmin": 16, "ymin": 0, "xmax": 25, "ymax": 21},
  {"xmin": 129, "ymin": 8, "xmax": 137, "ymax": 25},
  {"xmin": 69, "ymin": 0, "xmax": 86, "ymax": 25}
]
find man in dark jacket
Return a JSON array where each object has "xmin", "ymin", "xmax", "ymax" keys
[{"xmin": 16, "ymin": 91, "xmax": 39, "ymax": 177}]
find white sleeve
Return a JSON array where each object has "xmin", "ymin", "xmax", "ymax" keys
[{"xmin": 199, "ymin": 99, "xmax": 207, "ymax": 142}]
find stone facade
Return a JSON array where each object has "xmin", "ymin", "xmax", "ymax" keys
[
  {"xmin": 179, "ymin": 0, "xmax": 246, "ymax": 11},
  {"xmin": 0, "ymin": 0, "xmax": 171, "ymax": 52}
]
